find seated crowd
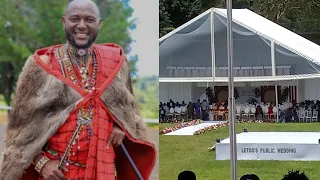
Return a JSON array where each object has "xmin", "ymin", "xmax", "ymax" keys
[
  {"xmin": 236, "ymin": 100, "xmax": 320, "ymax": 122},
  {"xmin": 295, "ymin": 100, "xmax": 320, "ymax": 122},
  {"xmin": 160, "ymin": 99, "xmax": 320, "ymax": 123},
  {"xmin": 159, "ymin": 99, "xmax": 211, "ymax": 122}
]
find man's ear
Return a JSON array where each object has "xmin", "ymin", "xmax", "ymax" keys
[
  {"xmin": 62, "ymin": 16, "xmax": 66, "ymax": 29},
  {"xmin": 98, "ymin": 18, "xmax": 102, "ymax": 30}
]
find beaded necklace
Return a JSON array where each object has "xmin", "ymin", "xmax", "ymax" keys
[
  {"xmin": 54, "ymin": 43, "xmax": 98, "ymax": 167},
  {"xmin": 61, "ymin": 43, "xmax": 98, "ymax": 93}
]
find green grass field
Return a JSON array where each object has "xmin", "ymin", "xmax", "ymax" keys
[
  {"xmin": 159, "ymin": 122, "xmax": 320, "ymax": 180},
  {"xmin": 147, "ymin": 122, "xmax": 159, "ymax": 130}
]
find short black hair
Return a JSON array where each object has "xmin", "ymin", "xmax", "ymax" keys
[
  {"xmin": 240, "ymin": 174, "xmax": 260, "ymax": 180},
  {"xmin": 178, "ymin": 170, "xmax": 196, "ymax": 180},
  {"xmin": 282, "ymin": 170, "xmax": 309, "ymax": 180}
]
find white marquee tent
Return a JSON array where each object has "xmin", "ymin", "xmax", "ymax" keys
[{"xmin": 159, "ymin": 8, "xmax": 320, "ymax": 103}]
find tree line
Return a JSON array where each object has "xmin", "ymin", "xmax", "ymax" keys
[{"xmin": 160, "ymin": 0, "xmax": 320, "ymax": 41}]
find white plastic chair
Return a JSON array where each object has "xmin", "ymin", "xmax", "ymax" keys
[
  {"xmin": 262, "ymin": 106, "xmax": 269, "ymax": 119},
  {"xmin": 242, "ymin": 107, "xmax": 249, "ymax": 120},
  {"xmin": 249, "ymin": 107, "xmax": 256, "ymax": 120},
  {"xmin": 180, "ymin": 106, "xmax": 187, "ymax": 120},
  {"xmin": 312, "ymin": 111, "xmax": 318, "ymax": 122},
  {"xmin": 235, "ymin": 106, "xmax": 241, "ymax": 120},
  {"xmin": 305, "ymin": 110, "xmax": 312, "ymax": 122},
  {"xmin": 167, "ymin": 108, "xmax": 174, "ymax": 120},
  {"xmin": 298, "ymin": 110, "xmax": 305, "ymax": 122},
  {"xmin": 289, "ymin": 103, "xmax": 293, "ymax": 108},
  {"xmin": 272, "ymin": 107, "xmax": 277, "ymax": 120},
  {"xmin": 241, "ymin": 105, "xmax": 246, "ymax": 112}
]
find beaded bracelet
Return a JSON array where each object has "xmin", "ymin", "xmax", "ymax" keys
[
  {"xmin": 35, "ymin": 156, "xmax": 50, "ymax": 173},
  {"xmin": 32, "ymin": 152, "xmax": 45, "ymax": 165}
]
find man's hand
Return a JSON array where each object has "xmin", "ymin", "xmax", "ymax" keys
[
  {"xmin": 107, "ymin": 124, "xmax": 125, "ymax": 149},
  {"xmin": 40, "ymin": 160, "xmax": 67, "ymax": 180}
]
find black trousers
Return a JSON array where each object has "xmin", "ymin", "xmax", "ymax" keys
[
  {"xmin": 255, "ymin": 112, "xmax": 263, "ymax": 119},
  {"xmin": 201, "ymin": 110, "xmax": 207, "ymax": 120},
  {"xmin": 160, "ymin": 114, "xmax": 166, "ymax": 121}
]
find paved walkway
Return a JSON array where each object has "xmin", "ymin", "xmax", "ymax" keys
[
  {"xmin": 0, "ymin": 125, "xmax": 159, "ymax": 180},
  {"xmin": 149, "ymin": 128, "xmax": 159, "ymax": 180},
  {"xmin": 144, "ymin": 119, "xmax": 159, "ymax": 123}
]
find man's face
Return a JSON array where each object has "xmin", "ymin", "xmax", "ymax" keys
[{"xmin": 62, "ymin": 4, "xmax": 101, "ymax": 49}]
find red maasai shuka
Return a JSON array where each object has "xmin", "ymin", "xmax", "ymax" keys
[
  {"xmin": 41, "ymin": 44, "xmax": 116, "ymax": 180},
  {"xmin": 21, "ymin": 44, "xmax": 156, "ymax": 180}
]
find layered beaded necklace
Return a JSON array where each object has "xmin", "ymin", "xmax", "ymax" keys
[
  {"xmin": 58, "ymin": 42, "xmax": 98, "ymax": 93},
  {"xmin": 55, "ymin": 42, "xmax": 97, "ymax": 168}
]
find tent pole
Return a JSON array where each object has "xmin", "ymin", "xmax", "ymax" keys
[
  {"xmin": 287, "ymin": 84, "xmax": 290, "ymax": 103},
  {"xmin": 210, "ymin": 8, "xmax": 216, "ymax": 90},
  {"xmin": 271, "ymin": 40, "xmax": 279, "ymax": 122},
  {"xmin": 296, "ymin": 80, "xmax": 299, "ymax": 103},
  {"xmin": 167, "ymin": 83, "xmax": 170, "ymax": 103},
  {"xmin": 271, "ymin": 40, "xmax": 276, "ymax": 77},
  {"xmin": 226, "ymin": 1, "xmax": 237, "ymax": 180},
  {"xmin": 275, "ymin": 82, "xmax": 279, "ymax": 122}
]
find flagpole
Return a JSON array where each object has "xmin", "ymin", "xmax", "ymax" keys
[{"xmin": 226, "ymin": 0, "xmax": 237, "ymax": 180}]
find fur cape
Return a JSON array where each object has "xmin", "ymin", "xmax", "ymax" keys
[{"xmin": 0, "ymin": 43, "xmax": 157, "ymax": 180}]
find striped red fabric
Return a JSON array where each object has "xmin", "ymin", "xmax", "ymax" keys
[{"xmin": 38, "ymin": 45, "xmax": 119, "ymax": 180}]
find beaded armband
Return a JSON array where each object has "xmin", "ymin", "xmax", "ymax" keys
[
  {"xmin": 35, "ymin": 156, "xmax": 50, "ymax": 173},
  {"xmin": 32, "ymin": 152, "xmax": 45, "ymax": 165}
]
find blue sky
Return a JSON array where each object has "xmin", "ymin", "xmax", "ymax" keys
[{"xmin": 128, "ymin": 0, "xmax": 159, "ymax": 77}]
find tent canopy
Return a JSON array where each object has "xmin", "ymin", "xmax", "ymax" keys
[
  {"xmin": 159, "ymin": 8, "xmax": 320, "ymax": 80},
  {"xmin": 159, "ymin": 74, "xmax": 320, "ymax": 83}
]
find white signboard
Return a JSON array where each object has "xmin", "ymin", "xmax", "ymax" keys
[
  {"xmin": 216, "ymin": 132, "xmax": 320, "ymax": 161},
  {"xmin": 216, "ymin": 143, "xmax": 320, "ymax": 161}
]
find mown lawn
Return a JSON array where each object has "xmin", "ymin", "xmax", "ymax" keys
[
  {"xmin": 147, "ymin": 122, "xmax": 159, "ymax": 130},
  {"xmin": 159, "ymin": 122, "xmax": 320, "ymax": 180}
]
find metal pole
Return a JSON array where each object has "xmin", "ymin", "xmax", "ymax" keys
[
  {"xmin": 296, "ymin": 80, "xmax": 299, "ymax": 103},
  {"xmin": 226, "ymin": 1, "xmax": 237, "ymax": 180},
  {"xmin": 275, "ymin": 83, "xmax": 279, "ymax": 122},
  {"xmin": 121, "ymin": 143, "xmax": 144, "ymax": 180},
  {"xmin": 270, "ymin": 40, "xmax": 278, "ymax": 122},
  {"xmin": 210, "ymin": 8, "xmax": 216, "ymax": 103},
  {"xmin": 210, "ymin": 9, "xmax": 216, "ymax": 82}
]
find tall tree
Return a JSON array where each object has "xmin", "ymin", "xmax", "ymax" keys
[
  {"xmin": 0, "ymin": 62, "xmax": 14, "ymax": 106},
  {"xmin": 0, "ymin": 0, "xmax": 36, "ymax": 106},
  {"xmin": 94, "ymin": 0, "xmax": 138, "ymax": 79},
  {"xmin": 94, "ymin": 0, "xmax": 136, "ymax": 54},
  {"xmin": 159, "ymin": 0, "xmax": 176, "ymax": 37},
  {"xmin": 128, "ymin": 55, "xmax": 138, "ymax": 78},
  {"xmin": 160, "ymin": 0, "xmax": 320, "ymax": 39},
  {"xmin": 159, "ymin": 0, "xmax": 223, "ymax": 37}
]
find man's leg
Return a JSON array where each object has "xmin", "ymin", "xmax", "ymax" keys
[
  {"xmin": 259, "ymin": 112, "xmax": 263, "ymax": 120},
  {"xmin": 160, "ymin": 114, "xmax": 164, "ymax": 122}
]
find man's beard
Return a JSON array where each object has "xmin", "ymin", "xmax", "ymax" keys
[{"xmin": 64, "ymin": 28, "xmax": 98, "ymax": 49}]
